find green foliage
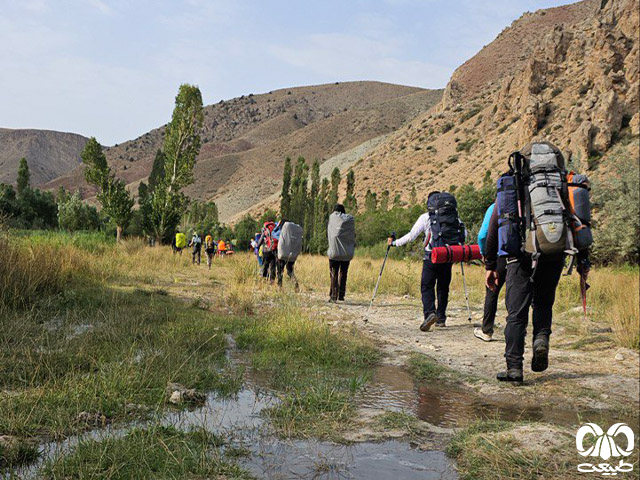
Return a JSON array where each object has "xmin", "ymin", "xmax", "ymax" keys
[
  {"xmin": 289, "ymin": 156, "xmax": 309, "ymax": 225},
  {"xmin": 344, "ymin": 170, "xmax": 357, "ymax": 213},
  {"xmin": 181, "ymin": 200, "xmax": 219, "ymax": 235},
  {"xmin": 455, "ymin": 181, "xmax": 496, "ymax": 241},
  {"xmin": 233, "ymin": 214, "xmax": 258, "ymax": 250},
  {"xmin": 16, "ymin": 158, "xmax": 30, "ymax": 196},
  {"xmin": 329, "ymin": 167, "xmax": 341, "ymax": 207},
  {"xmin": 592, "ymin": 150, "xmax": 639, "ymax": 264},
  {"xmin": 57, "ymin": 191, "xmax": 101, "ymax": 232},
  {"xmin": 364, "ymin": 189, "xmax": 378, "ymax": 213},
  {"xmin": 147, "ymin": 84, "xmax": 204, "ymax": 242},
  {"xmin": 0, "ymin": 181, "xmax": 57, "ymax": 230},
  {"xmin": 148, "ymin": 149, "xmax": 165, "ymax": 192},
  {"xmin": 280, "ymin": 156, "xmax": 292, "ymax": 219},
  {"xmin": 81, "ymin": 137, "xmax": 134, "ymax": 239}
]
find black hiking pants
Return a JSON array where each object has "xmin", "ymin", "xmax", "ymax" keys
[
  {"xmin": 482, "ymin": 256, "xmax": 507, "ymax": 335},
  {"xmin": 329, "ymin": 260, "xmax": 350, "ymax": 301},
  {"xmin": 421, "ymin": 257, "xmax": 452, "ymax": 321},
  {"xmin": 192, "ymin": 246, "xmax": 201, "ymax": 265},
  {"xmin": 262, "ymin": 251, "xmax": 277, "ymax": 281},
  {"xmin": 277, "ymin": 259, "xmax": 298, "ymax": 288},
  {"xmin": 504, "ymin": 256, "xmax": 563, "ymax": 370}
]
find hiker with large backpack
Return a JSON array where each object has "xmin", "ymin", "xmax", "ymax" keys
[
  {"xmin": 276, "ymin": 220, "xmax": 302, "ymax": 290},
  {"xmin": 474, "ymin": 202, "xmax": 506, "ymax": 342},
  {"xmin": 174, "ymin": 231, "xmax": 186, "ymax": 256},
  {"xmin": 189, "ymin": 232, "xmax": 202, "ymax": 265},
  {"xmin": 484, "ymin": 141, "xmax": 591, "ymax": 383},
  {"xmin": 327, "ymin": 204, "xmax": 356, "ymax": 302},
  {"xmin": 204, "ymin": 234, "xmax": 216, "ymax": 269},
  {"xmin": 257, "ymin": 220, "xmax": 281, "ymax": 282},
  {"xmin": 388, "ymin": 191, "xmax": 466, "ymax": 332}
]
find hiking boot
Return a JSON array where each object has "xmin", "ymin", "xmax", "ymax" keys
[
  {"xmin": 531, "ymin": 336, "xmax": 549, "ymax": 372},
  {"xmin": 496, "ymin": 368, "xmax": 523, "ymax": 383},
  {"xmin": 420, "ymin": 313, "xmax": 437, "ymax": 332},
  {"xmin": 434, "ymin": 319, "xmax": 446, "ymax": 328},
  {"xmin": 474, "ymin": 327, "xmax": 493, "ymax": 342}
]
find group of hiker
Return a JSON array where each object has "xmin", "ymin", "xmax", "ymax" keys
[
  {"xmin": 386, "ymin": 141, "xmax": 592, "ymax": 383},
  {"xmin": 172, "ymin": 231, "xmax": 233, "ymax": 268},
  {"xmin": 170, "ymin": 141, "xmax": 592, "ymax": 384}
]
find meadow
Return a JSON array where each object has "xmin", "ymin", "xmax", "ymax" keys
[{"xmin": 0, "ymin": 230, "xmax": 637, "ymax": 478}]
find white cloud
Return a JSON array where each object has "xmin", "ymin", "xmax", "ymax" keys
[{"xmin": 86, "ymin": 0, "xmax": 112, "ymax": 15}]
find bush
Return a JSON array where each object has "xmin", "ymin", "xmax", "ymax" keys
[{"xmin": 592, "ymin": 150, "xmax": 639, "ymax": 264}]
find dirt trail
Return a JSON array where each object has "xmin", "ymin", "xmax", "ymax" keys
[{"xmin": 310, "ymin": 292, "xmax": 640, "ymax": 414}]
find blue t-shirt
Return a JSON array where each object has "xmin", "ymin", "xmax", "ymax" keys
[{"xmin": 477, "ymin": 203, "xmax": 495, "ymax": 256}]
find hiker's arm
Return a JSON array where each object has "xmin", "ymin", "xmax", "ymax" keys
[
  {"xmin": 393, "ymin": 213, "xmax": 428, "ymax": 247},
  {"xmin": 484, "ymin": 206, "xmax": 499, "ymax": 271}
]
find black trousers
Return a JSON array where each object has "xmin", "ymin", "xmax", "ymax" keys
[
  {"xmin": 329, "ymin": 260, "xmax": 350, "ymax": 301},
  {"xmin": 504, "ymin": 256, "xmax": 563, "ymax": 369},
  {"xmin": 277, "ymin": 259, "xmax": 298, "ymax": 287},
  {"xmin": 421, "ymin": 257, "xmax": 452, "ymax": 321},
  {"xmin": 192, "ymin": 247, "xmax": 201, "ymax": 264},
  {"xmin": 261, "ymin": 251, "xmax": 276, "ymax": 281},
  {"xmin": 482, "ymin": 256, "xmax": 507, "ymax": 335}
]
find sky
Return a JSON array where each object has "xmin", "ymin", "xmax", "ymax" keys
[{"xmin": 1, "ymin": 0, "xmax": 575, "ymax": 145}]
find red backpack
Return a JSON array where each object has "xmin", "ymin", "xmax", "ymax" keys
[{"xmin": 263, "ymin": 222, "xmax": 278, "ymax": 252}]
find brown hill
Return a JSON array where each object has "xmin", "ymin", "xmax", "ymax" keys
[
  {"xmin": 44, "ymin": 82, "xmax": 442, "ymax": 219},
  {"xmin": 351, "ymin": 0, "xmax": 639, "ymax": 205},
  {"xmin": 0, "ymin": 128, "xmax": 88, "ymax": 186}
]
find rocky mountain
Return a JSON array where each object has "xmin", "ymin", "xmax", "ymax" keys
[
  {"xmin": 350, "ymin": 0, "xmax": 639, "ymax": 204},
  {"xmin": 43, "ymin": 82, "xmax": 442, "ymax": 220},
  {"xmin": 0, "ymin": 129, "xmax": 88, "ymax": 186}
]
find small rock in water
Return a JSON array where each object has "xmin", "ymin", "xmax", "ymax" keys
[
  {"xmin": 614, "ymin": 353, "xmax": 624, "ymax": 361},
  {"xmin": 166, "ymin": 383, "xmax": 206, "ymax": 406}
]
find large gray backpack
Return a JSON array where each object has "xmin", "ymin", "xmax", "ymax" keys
[
  {"xmin": 521, "ymin": 142, "xmax": 576, "ymax": 257},
  {"xmin": 327, "ymin": 212, "xmax": 355, "ymax": 261},
  {"xmin": 277, "ymin": 222, "xmax": 303, "ymax": 261}
]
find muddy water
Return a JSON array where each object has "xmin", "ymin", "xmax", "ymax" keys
[{"xmin": 359, "ymin": 364, "xmax": 633, "ymax": 429}]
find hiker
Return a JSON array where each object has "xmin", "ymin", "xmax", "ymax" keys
[
  {"xmin": 217, "ymin": 239, "xmax": 227, "ymax": 257},
  {"xmin": 252, "ymin": 233, "xmax": 263, "ymax": 266},
  {"xmin": 225, "ymin": 240, "xmax": 234, "ymax": 255},
  {"xmin": 388, "ymin": 191, "xmax": 465, "ymax": 331},
  {"xmin": 484, "ymin": 142, "xmax": 591, "ymax": 382},
  {"xmin": 474, "ymin": 202, "xmax": 506, "ymax": 342},
  {"xmin": 327, "ymin": 204, "xmax": 355, "ymax": 302},
  {"xmin": 257, "ymin": 220, "xmax": 281, "ymax": 282},
  {"xmin": 173, "ymin": 231, "xmax": 186, "ymax": 255},
  {"xmin": 204, "ymin": 234, "xmax": 216, "ymax": 269},
  {"xmin": 189, "ymin": 232, "xmax": 202, "ymax": 265},
  {"xmin": 277, "ymin": 220, "xmax": 302, "ymax": 290}
]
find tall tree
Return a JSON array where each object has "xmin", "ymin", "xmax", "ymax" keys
[
  {"xmin": 148, "ymin": 149, "xmax": 166, "ymax": 192},
  {"xmin": 379, "ymin": 190, "xmax": 390, "ymax": 211},
  {"xmin": 148, "ymin": 84, "xmax": 204, "ymax": 243},
  {"xmin": 304, "ymin": 159, "xmax": 320, "ymax": 246},
  {"xmin": 290, "ymin": 156, "xmax": 309, "ymax": 225},
  {"xmin": 410, "ymin": 186, "xmax": 417, "ymax": 206},
  {"xmin": 16, "ymin": 158, "xmax": 30, "ymax": 196},
  {"xmin": 280, "ymin": 157, "xmax": 292, "ymax": 219},
  {"xmin": 364, "ymin": 189, "xmax": 378, "ymax": 213},
  {"xmin": 329, "ymin": 168, "xmax": 341, "ymax": 208},
  {"xmin": 81, "ymin": 137, "xmax": 134, "ymax": 241},
  {"xmin": 344, "ymin": 170, "xmax": 357, "ymax": 213}
]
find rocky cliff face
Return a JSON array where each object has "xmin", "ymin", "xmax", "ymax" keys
[{"xmin": 353, "ymin": 0, "xmax": 638, "ymax": 204}]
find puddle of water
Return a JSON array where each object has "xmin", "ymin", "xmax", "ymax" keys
[
  {"xmin": 245, "ymin": 439, "xmax": 457, "ymax": 480},
  {"xmin": 359, "ymin": 365, "xmax": 636, "ymax": 429}
]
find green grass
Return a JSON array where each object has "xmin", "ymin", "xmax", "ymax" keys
[
  {"xmin": 407, "ymin": 353, "xmax": 453, "ymax": 381},
  {"xmin": 42, "ymin": 425, "xmax": 252, "ymax": 479},
  {"xmin": 0, "ymin": 286, "xmax": 241, "ymax": 440},
  {"xmin": 0, "ymin": 437, "xmax": 39, "ymax": 470},
  {"xmin": 226, "ymin": 297, "xmax": 379, "ymax": 438}
]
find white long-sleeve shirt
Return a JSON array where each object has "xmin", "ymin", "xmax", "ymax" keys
[
  {"xmin": 393, "ymin": 212, "xmax": 466, "ymax": 252},
  {"xmin": 393, "ymin": 213, "xmax": 432, "ymax": 251}
]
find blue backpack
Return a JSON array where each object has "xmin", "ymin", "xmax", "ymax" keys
[{"xmin": 496, "ymin": 172, "xmax": 522, "ymax": 257}]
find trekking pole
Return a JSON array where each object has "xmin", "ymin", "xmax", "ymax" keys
[
  {"xmin": 365, "ymin": 232, "xmax": 395, "ymax": 322},
  {"xmin": 460, "ymin": 261, "xmax": 472, "ymax": 322}
]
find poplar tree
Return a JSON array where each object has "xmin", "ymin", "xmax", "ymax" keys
[
  {"xmin": 280, "ymin": 157, "xmax": 292, "ymax": 219},
  {"xmin": 329, "ymin": 168, "xmax": 341, "ymax": 208},
  {"xmin": 289, "ymin": 156, "xmax": 309, "ymax": 225},
  {"xmin": 380, "ymin": 190, "xmax": 390, "ymax": 211},
  {"xmin": 81, "ymin": 137, "xmax": 134, "ymax": 241},
  {"xmin": 16, "ymin": 158, "xmax": 30, "ymax": 196},
  {"xmin": 344, "ymin": 170, "xmax": 357, "ymax": 213},
  {"xmin": 148, "ymin": 84, "xmax": 203, "ymax": 243},
  {"xmin": 364, "ymin": 189, "xmax": 377, "ymax": 213}
]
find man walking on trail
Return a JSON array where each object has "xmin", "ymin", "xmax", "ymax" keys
[
  {"xmin": 474, "ymin": 202, "xmax": 505, "ymax": 342},
  {"xmin": 189, "ymin": 232, "xmax": 202, "ymax": 265},
  {"xmin": 217, "ymin": 239, "xmax": 227, "ymax": 257},
  {"xmin": 257, "ymin": 220, "xmax": 281, "ymax": 282},
  {"xmin": 388, "ymin": 191, "xmax": 466, "ymax": 332},
  {"xmin": 276, "ymin": 220, "xmax": 302, "ymax": 291},
  {"xmin": 327, "ymin": 204, "xmax": 355, "ymax": 303},
  {"xmin": 173, "ymin": 231, "xmax": 186, "ymax": 255},
  {"xmin": 484, "ymin": 142, "xmax": 591, "ymax": 383},
  {"xmin": 204, "ymin": 234, "xmax": 216, "ymax": 269}
]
